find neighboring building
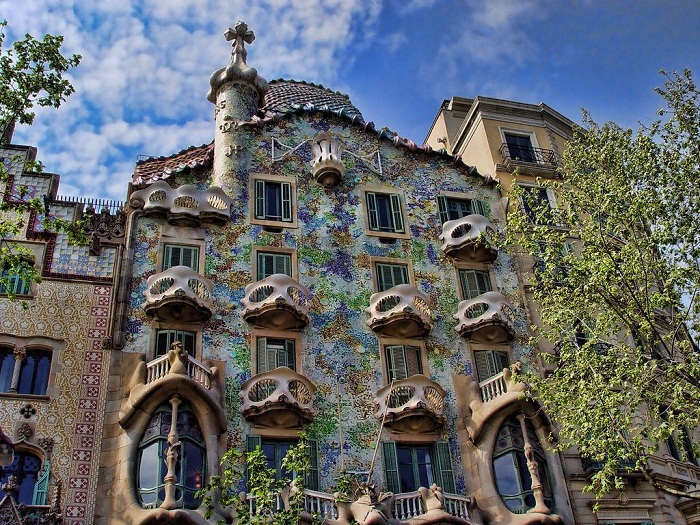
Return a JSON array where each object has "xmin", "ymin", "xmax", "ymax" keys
[
  {"xmin": 0, "ymin": 20, "xmax": 697, "ymax": 525},
  {"xmin": 425, "ymin": 97, "xmax": 700, "ymax": 524}
]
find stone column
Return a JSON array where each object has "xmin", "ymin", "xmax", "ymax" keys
[
  {"xmin": 160, "ymin": 395, "xmax": 182, "ymax": 510},
  {"xmin": 9, "ymin": 347, "xmax": 26, "ymax": 392},
  {"xmin": 516, "ymin": 413, "xmax": 550, "ymax": 515}
]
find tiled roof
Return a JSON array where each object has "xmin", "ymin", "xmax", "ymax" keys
[
  {"xmin": 132, "ymin": 143, "xmax": 213, "ymax": 186},
  {"xmin": 259, "ymin": 80, "xmax": 364, "ymax": 121}
]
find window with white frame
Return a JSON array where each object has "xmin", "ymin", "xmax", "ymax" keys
[{"xmin": 254, "ymin": 179, "xmax": 293, "ymax": 223}]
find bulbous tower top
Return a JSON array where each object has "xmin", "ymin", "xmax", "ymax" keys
[{"xmin": 207, "ymin": 21, "xmax": 269, "ymax": 109}]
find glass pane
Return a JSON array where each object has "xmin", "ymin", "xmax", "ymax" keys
[
  {"xmin": 414, "ymin": 447, "xmax": 433, "ymax": 489},
  {"xmin": 376, "ymin": 194, "xmax": 394, "ymax": 231},
  {"xmin": 139, "ymin": 442, "xmax": 162, "ymax": 490},
  {"xmin": 265, "ymin": 183, "xmax": 281, "ymax": 219},
  {"xmin": 494, "ymin": 454, "xmax": 520, "ymax": 496},
  {"xmin": 396, "ymin": 446, "xmax": 416, "ymax": 492},
  {"xmin": 0, "ymin": 350, "xmax": 14, "ymax": 392}
]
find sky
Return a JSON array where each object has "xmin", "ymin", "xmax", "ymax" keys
[{"xmin": 3, "ymin": 0, "xmax": 699, "ymax": 201}]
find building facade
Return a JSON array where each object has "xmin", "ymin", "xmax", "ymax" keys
[{"xmin": 1, "ymin": 21, "xmax": 698, "ymax": 525}]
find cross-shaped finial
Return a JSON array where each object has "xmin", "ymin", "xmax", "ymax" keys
[{"xmin": 224, "ymin": 21, "xmax": 255, "ymax": 68}]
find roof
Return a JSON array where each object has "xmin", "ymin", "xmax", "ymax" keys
[{"xmin": 132, "ymin": 80, "xmax": 479, "ymax": 186}]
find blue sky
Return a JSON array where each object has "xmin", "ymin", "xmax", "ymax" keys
[{"xmin": 3, "ymin": 0, "xmax": 699, "ymax": 201}]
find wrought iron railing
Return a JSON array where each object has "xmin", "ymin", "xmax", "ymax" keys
[{"xmin": 499, "ymin": 143, "xmax": 558, "ymax": 166}]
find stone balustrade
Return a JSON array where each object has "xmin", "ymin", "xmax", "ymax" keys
[
  {"xmin": 143, "ymin": 265, "xmax": 214, "ymax": 322},
  {"xmin": 366, "ymin": 284, "xmax": 433, "ymax": 338},
  {"xmin": 241, "ymin": 274, "xmax": 311, "ymax": 330},
  {"xmin": 130, "ymin": 180, "xmax": 233, "ymax": 225},
  {"xmin": 454, "ymin": 291, "xmax": 515, "ymax": 343},
  {"xmin": 439, "ymin": 215, "xmax": 498, "ymax": 262},
  {"xmin": 145, "ymin": 353, "xmax": 213, "ymax": 389}
]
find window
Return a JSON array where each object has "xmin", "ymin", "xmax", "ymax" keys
[
  {"xmin": 257, "ymin": 251, "xmax": 292, "ymax": 279},
  {"xmin": 383, "ymin": 441, "xmax": 455, "ymax": 494},
  {"xmin": 163, "ymin": 244, "xmax": 199, "ymax": 271},
  {"xmin": 375, "ymin": 262, "xmax": 409, "ymax": 292},
  {"xmin": 155, "ymin": 330, "xmax": 196, "ymax": 358},
  {"xmin": 667, "ymin": 429, "xmax": 697, "ymax": 465},
  {"xmin": 520, "ymin": 186, "xmax": 555, "ymax": 225},
  {"xmin": 0, "ymin": 452, "xmax": 49, "ymax": 505},
  {"xmin": 533, "ymin": 241, "xmax": 572, "ymax": 284},
  {"xmin": 385, "ymin": 344, "xmax": 423, "ymax": 381},
  {"xmin": 254, "ymin": 179, "xmax": 293, "ymax": 223},
  {"xmin": 137, "ymin": 402, "xmax": 205, "ymax": 509},
  {"xmin": 474, "ymin": 350, "xmax": 509, "ymax": 383},
  {"xmin": 492, "ymin": 417, "xmax": 552, "ymax": 514},
  {"xmin": 458, "ymin": 269, "xmax": 492, "ymax": 300},
  {"xmin": 17, "ymin": 350, "xmax": 51, "ymax": 396},
  {"xmin": 247, "ymin": 436, "xmax": 319, "ymax": 490},
  {"xmin": 437, "ymin": 195, "xmax": 487, "ymax": 223},
  {"xmin": 256, "ymin": 337, "xmax": 296, "ymax": 373},
  {"xmin": 0, "ymin": 347, "xmax": 51, "ymax": 396},
  {"xmin": 0, "ymin": 270, "xmax": 31, "ymax": 296},
  {"xmin": 504, "ymin": 133, "xmax": 536, "ymax": 163},
  {"xmin": 364, "ymin": 190, "xmax": 406, "ymax": 236}
]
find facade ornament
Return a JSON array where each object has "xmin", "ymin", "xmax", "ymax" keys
[
  {"xmin": 19, "ymin": 405, "xmax": 36, "ymax": 420},
  {"xmin": 225, "ymin": 21, "xmax": 255, "ymax": 69},
  {"xmin": 37, "ymin": 437, "xmax": 54, "ymax": 455},
  {"xmin": 1, "ymin": 476, "xmax": 19, "ymax": 498},
  {"xmin": 16, "ymin": 424, "xmax": 33, "ymax": 441},
  {"xmin": 516, "ymin": 413, "xmax": 550, "ymax": 515}
]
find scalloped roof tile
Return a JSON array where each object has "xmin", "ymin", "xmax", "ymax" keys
[{"xmin": 259, "ymin": 79, "xmax": 363, "ymax": 121}]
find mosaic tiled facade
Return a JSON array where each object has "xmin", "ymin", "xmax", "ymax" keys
[{"xmin": 2, "ymin": 20, "xmax": 698, "ymax": 525}]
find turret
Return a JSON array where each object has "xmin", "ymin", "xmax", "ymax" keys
[{"xmin": 207, "ymin": 21, "xmax": 268, "ymax": 191}]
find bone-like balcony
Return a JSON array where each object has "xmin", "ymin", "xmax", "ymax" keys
[
  {"xmin": 241, "ymin": 274, "xmax": 311, "ymax": 330},
  {"xmin": 143, "ymin": 266, "xmax": 214, "ymax": 322},
  {"xmin": 366, "ymin": 284, "xmax": 433, "ymax": 338},
  {"xmin": 130, "ymin": 180, "xmax": 233, "ymax": 226},
  {"xmin": 439, "ymin": 215, "xmax": 498, "ymax": 262},
  {"xmin": 240, "ymin": 366, "xmax": 316, "ymax": 428},
  {"xmin": 454, "ymin": 291, "xmax": 515, "ymax": 343},
  {"xmin": 374, "ymin": 375, "xmax": 446, "ymax": 433},
  {"xmin": 146, "ymin": 353, "xmax": 213, "ymax": 389},
  {"xmin": 310, "ymin": 132, "xmax": 345, "ymax": 188}
]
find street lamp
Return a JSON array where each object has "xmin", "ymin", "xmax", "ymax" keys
[{"xmin": 0, "ymin": 426, "xmax": 15, "ymax": 467}]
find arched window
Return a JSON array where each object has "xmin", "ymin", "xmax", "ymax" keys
[
  {"xmin": 492, "ymin": 416, "xmax": 552, "ymax": 514},
  {"xmin": 137, "ymin": 400, "xmax": 206, "ymax": 509},
  {"xmin": 0, "ymin": 451, "xmax": 49, "ymax": 505},
  {"xmin": 0, "ymin": 346, "xmax": 14, "ymax": 392}
]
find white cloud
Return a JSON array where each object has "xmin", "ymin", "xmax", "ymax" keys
[{"xmin": 5, "ymin": 0, "xmax": 383, "ymax": 199}]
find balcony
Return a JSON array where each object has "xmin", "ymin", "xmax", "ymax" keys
[
  {"xmin": 454, "ymin": 366, "xmax": 528, "ymax": 442},
  {"xmin": 129, "ymin": 180, "xmax": 233, "ymax": 226},
  {"xmin": 498, "ymin": 143, "xmax": 559, "ymax": 176},
  {"xmin": 310, "ymin": 132, "xmax": 345, "ymax": 188},
  {"xmin": 143, "ymin": 266, "xmax": 214, "ymax": 322},
  {"xmin": 365, "ymin": 284, "xmax": 433, "ymax": 338},
  {"xmin": 240, "ymin": 366, "xmax": 316, "ymax": 429},
  {"xmin": 439, "ymin": 215, "xmax": 498, "ymax": 262},
  {"xmin": 241, "ymin": 274, "xmax": 311, "ymax": 330},
  {"xmin": 146, "ymin": 352, "xmax": 214, "ymax": 389},
  {"xmin": 454, "ymin": 291, "xmax": 515, "ymax": 343},
  {"xmin": 251, "ymin": 486, "xmax": 471, "ymax": 525},
  {"xmin": 374, "ymin": 375, "xmax": 446, "ymax": 433}
]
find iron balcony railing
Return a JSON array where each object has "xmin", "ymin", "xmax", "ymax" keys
[{"xmin": 499, "ymin": 143, "xmax": 558, "ymax": 167}]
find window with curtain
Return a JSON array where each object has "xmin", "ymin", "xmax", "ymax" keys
[{"xmin": 0, "ymin": 452, "xmax": 48, "ymax": 505}]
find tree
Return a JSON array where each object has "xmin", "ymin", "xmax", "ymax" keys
[
  {"xmin": 0, "ymin": 20, "xmax": 82, "ymax": 299},
  {"xmin": 503, "ymin": 69, "xmax": 700, "ymax": 499},
  {"xmin": 198, "ymin": 437, "xmax": 312, "ymax": 525}
]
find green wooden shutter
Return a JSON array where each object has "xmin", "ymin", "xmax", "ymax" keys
[
  {"xmin": 366, "ymin": 192, "xmax": 379, "ymax": 231},
  {"xmin": 471, "ymin": 199, "xmax": 486, "ymax": 216},
  {"xmin": 431, "ymin": 442, "xmax": 456, "ymax": 494},
  {"xmin": 305, "ymin": 439, "xmax": 319, "ymax": 490},
  {"xmin": 390, "ymin": 194, "xmax": 404, "ymax": 233},
  {"xmin": 383, "ymin": 442, "xmax": 401, "ymax": 493},
  {"xmin": 255, "ymin": 180, "xmax": 266, "ymax": 219},
  {"xmin": 437, "ymin": 196, "xmax": 449, "ymax": 224},
  {"xmin": 32, "ymin": 460, "xmax": 50, "ymax": 505},
  {"xmin": 386, "ymin": 345, "xmax": 407, "ymax": 381},
  {"xmin": 257, "ymin": 337, "xmax": 269, "ymax": 373},
  {"xmin": 281, "ymin": 182, "xmax": 292, "ymax": 222},
  {"xmin": 284, "ymin": 339, "xmax": 296, "ymax": 371}
]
